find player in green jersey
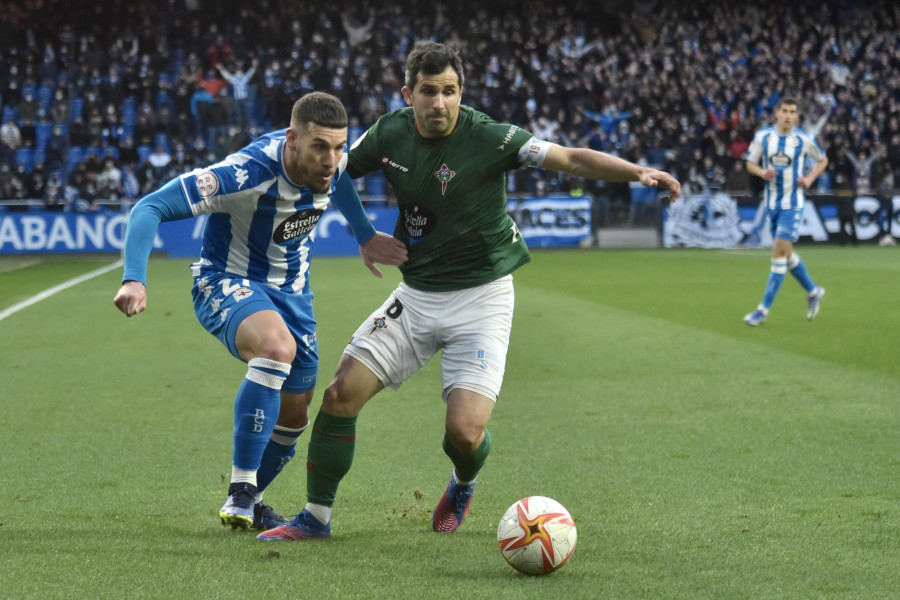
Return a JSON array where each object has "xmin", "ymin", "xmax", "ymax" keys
[{"xmin": 257, "ymin": 41, "xmax": 681, "ymax": 541}]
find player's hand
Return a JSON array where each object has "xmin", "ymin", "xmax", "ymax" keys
[
  {"xmin": 761, "ymin": 167, "xmax": 777, "ymax": 181},
  {"xmin": 796, "ymin": 175, "xmax": 811, "ymax": 189},
  {"xmin": 638, "ymin": 168, "xmax": 682, "ymax": 203},
  {"xmin": 114, "ymin": 281, "xmax": 147, "ymax": 316},
  {"xmin": 360, "ymin": 232, "xmax": 408, "ymax": 278}
]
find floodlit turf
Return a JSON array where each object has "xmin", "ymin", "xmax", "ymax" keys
[{"xmin": 1, "ymin": 246, "xmax": 898, "ymax": 599}]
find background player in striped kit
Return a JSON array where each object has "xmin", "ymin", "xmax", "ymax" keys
[
  {"xmin": 743, "ymin": 97, "xmax": 828, "ymax": 326},
  {"xmin": 113, "ymin": 92, "xmax": 408, "ymax": 530},
  {"xmin": 257, "ymin": 41, "xmax": 680, "ymax": 542}
]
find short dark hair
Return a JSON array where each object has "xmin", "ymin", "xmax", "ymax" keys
[
  {"xmin": 776, "ymin": 97, "xmax": 799, "ymax": 110},
  {"xmin": 404, "ymin": 41, "xmax": 464, "ymax": 90},
  {"xmin": 291, "ymin": 92, "xmax": 348, "ymax": 130}
]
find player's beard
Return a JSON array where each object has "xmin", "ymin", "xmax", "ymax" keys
[
  {"xmin": 419, "ymin": 110, "xmax": 453, "ymax": 137},
  {"xmin": 296, "ymin": 162, "xmax": 335, "ymax": 194},
  {"xmin": 306, "ymin": 172, "xmax": 334, "ymax": 194}
]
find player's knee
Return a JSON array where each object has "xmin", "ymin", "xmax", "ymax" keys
[
  {"xmin": 251, "ymin": 335, "xmax": 297, "ymax": 365},
  {"xmin": 445, "ymin": 425, "xmax": 484, "ymax": 455},
  {"xmin": 322, "ymin": 377, "xmax": 371, "ymax": 416}
]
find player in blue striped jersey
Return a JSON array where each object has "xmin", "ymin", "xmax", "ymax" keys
[
  {"xmin": 743, "ymin": 98, "xmax": 828, "ymax": 326},
  {"xmin": 113, "ymin": 92, "xmax": 408, "ymax": 530}
]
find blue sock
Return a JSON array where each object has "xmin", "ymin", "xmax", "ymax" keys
[
  {"xmin": 761, "ymin": 257, "xmax": 787, "ymax": 310},
  {"xmin": 232, "ymin": 358, "xmax": 291, "ymax": 471},
  {"xmin": 788, "ymin": 253, "xmax": 816, "ymax": 294},
  {"xmin": 256, "ymin": 423, "xmax": 309, "ymax": 493}
]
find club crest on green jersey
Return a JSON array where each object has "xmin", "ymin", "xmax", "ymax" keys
[{"xmin": 434, "ymin": 163, "xmax": 456, "ymax": 195}]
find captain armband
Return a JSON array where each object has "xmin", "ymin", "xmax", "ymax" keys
[{"xmin": 516, "ymin": 137, "xmax": 553, "ymax": 169}]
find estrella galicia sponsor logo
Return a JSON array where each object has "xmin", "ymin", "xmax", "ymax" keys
[
  {"xmin": 381, "ymin": 156, "xmax": 409, "ymax": 172},
  {"xmin": 401, "ymin": 205, "xmax": 437, "ymax": 246},
  {"xmin": 273, "ymin": 209, "xmax": 323, "ymax": 243},
  {"xmin": 769, "ymin": 152, "xmax": 792, "ymax": 168}
]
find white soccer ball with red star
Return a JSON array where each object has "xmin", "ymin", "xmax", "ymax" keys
[{"xmin": 497, "ymin": 496, "xmax": 577, "ymax": 575}]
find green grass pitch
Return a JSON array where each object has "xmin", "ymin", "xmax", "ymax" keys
[{"xmin": 1, "ymin": 246, "xmax": 898, "ymax": 599}]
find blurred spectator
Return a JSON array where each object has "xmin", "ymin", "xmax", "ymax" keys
[
  {"xmin": 45, "ymin": 124, "xmax": 66, "ymax": 171},
  {"xmin": 847, "ymin": 147, "xmax": 881, "ymax": 196},
  {"xmin": 2, "ymin": 0, "xmax": 899, "ymax": 213},
  {"xmin": 1, "ymin": 117, "xmax": 22, "ymax": 162},
  {"xmin": 189, "ymin": 83, "xmax": 214, "ymax": 141},
  {"xmin": 44, "ymin": 170, "xmax": 65, "ymax": 210},
  {"xmin": 118, "ymin": 136, "xmax": 140, "ymax": 168},
  {"xmin": 96, "ymin": 156, "xmax": 124, "ymax": 200},
  {"xmin": 18, "ymin": 91, "xmax": 39, "ymax": 123},
  {"xmin": 725, "ymin": 160, "xmax": 750, "ymax": 195},
  {"xmin": 216, "ymin": 57, "xmax": 258, "ymax": 127},
  {"xmin": 147, "ymin": 144, "xmax": 172, "ymax": 181},
  {"xmin": 27, "ymin": 163, "xmax": 46, "ymax": 199}
]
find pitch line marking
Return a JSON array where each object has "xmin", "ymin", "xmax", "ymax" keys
[{"xmin": 0, "ymin": 259, "xmax": 123, "ymax": 322}]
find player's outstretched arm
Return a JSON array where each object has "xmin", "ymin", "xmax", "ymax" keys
[
  {"xmin": 359, "ymin": 232, "xmax": 408, "ymax": 278},
  {"xmin": 113, "ymin": 177, "xmax": 193, "ymax": 317},
  {"xmin": 544, "ymin": 145, "xmax": 681, "ymax": 202}
]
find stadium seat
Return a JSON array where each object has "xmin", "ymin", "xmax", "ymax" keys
[
  {"xmin": 153, "ymin": 133, "xmax": 171, "ymax": 154},
  {"xmin": 67, "ymin": 146, "xmax": 84, "ymax": 172},
  {"xmin": 15, "ymin": 146, "xmax": 33, "ymax": 174},
  {"xmin": 35, "ymin": 122, "xmax": 53, "ymax": 151},
  {"xmin": 102, "ymin": 146, "xmax": 120, "ymax": 161},
  {"xmin": 37, "ymin": 85, "xmax": 54, "ymax": 111},
  {"xmin": 20, "ymin": 83, "xmax": 36, "ymax": 100},
  {"xmin": 32, "ymin": 147, "xmax": 46, "ymax": 167},
  {"xmin": 71, "ymin": 96, "xmax": 85, "ymax": 121},
  {"xmin": 121, "ymin": 96, "xmax": 138, "ymax": 118},
  {"xmin": 1, "ymin": 105, "xmax": 18, "ymax": 124},
  {"xmin": 137, "ymin": 144, "xmax": 152, "ymax": 164}
]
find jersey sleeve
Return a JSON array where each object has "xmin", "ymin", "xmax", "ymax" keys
[
  {"xmin": 746, "ymin": 131, "xmax": 764, "ymax": 164},
  {"xmin": 178, "ymin": 153, "xmax": 276, "ymax": 215},
  {"xmin": 346, "ymin": 122, "xmax": 382, "ymax": 178},
  {"xmin": 476, "ymin": 119, "xmax": 535, "ymax": 172},
  {"xmin": 331, "ymin": 167, "xmax": 376, "ymax": 244},
  {"xmin": 121, "ymin": 177, "xmax": 193, "ymax": 284}
]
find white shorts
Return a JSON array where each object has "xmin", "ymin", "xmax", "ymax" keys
[{"xmin": 344, "ymin": 275, "xmax": 515, "ymax": 402}]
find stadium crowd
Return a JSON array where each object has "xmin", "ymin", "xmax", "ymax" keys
[{"xmin": 0, "ymin": 0, "xmax": 898, "ymax": 212}]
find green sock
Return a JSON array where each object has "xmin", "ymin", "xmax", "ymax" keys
[
  {"xmin": 306, "ymin": 411, "xmax": 357, "ymax": 507},
  {"xmin": 442, "ymin": 428, "xmax": 491, "ymax": 482}
]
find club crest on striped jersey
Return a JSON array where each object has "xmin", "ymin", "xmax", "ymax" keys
[
  {"xmin": 273, "ymin": 208, "xmax": 323, "ymax": 243},
  {"xmin": 434, "ymin": 163, "xmax": 456, "ymax": 195}
]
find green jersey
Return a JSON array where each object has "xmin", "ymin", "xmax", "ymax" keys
[{"xmin": 347, "ymin": 105, "xmax": 534, "ymax": 291}]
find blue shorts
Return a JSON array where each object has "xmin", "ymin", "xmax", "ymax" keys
[
  {"xmin": 768, "ymin": 207, "xmax": 802, "ymax": 242},
  {"xmin": 191, "ymin": 272, "xmax": 318, "ymax": 393}
]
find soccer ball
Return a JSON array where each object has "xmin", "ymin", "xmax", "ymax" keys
[{"xmin": 497, "ymin": 496, "xmax": 577, "ymax": 575}]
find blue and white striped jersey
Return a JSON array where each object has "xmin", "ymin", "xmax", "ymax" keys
[
  {"xmin": 180, "ymin": 129, "xmax": 343, "ymax": 293},
  {"xmin": 746, "ymin": 126, "xmax": 826, "ymax": 210}
]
